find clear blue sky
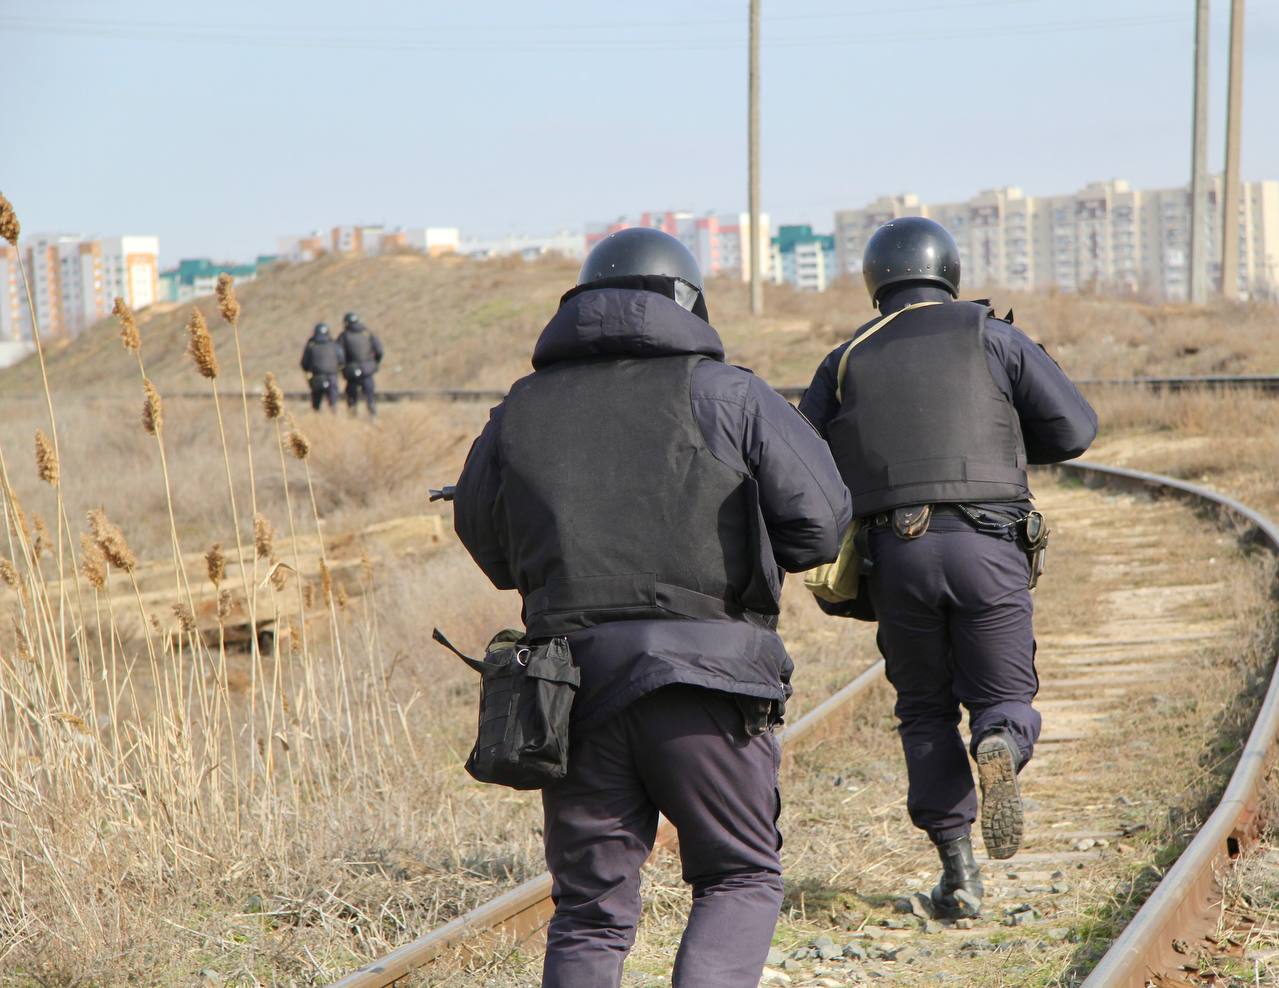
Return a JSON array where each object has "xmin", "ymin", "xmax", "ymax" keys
[{"xmin": 4, "ymin": 0, "xmax": 1276, "ymax": 264}]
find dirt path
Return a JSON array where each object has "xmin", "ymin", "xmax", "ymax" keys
[{"xmin": 430, "ymin": 475, "xmax": 1271, "ymax": 987}]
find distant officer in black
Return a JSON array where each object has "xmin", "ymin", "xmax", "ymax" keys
[
  {"xmin": 300, "ymin": 322, "xmax": 341, "ymax": 411},
  {"xmin": 336, "ymin": 311, "xmax": 384, "ymax": 416},
  {"xmin": 454, "ymin": 228, "xmax": 851, "ymax": 987},
  {"xmin": 799, "ymin": 217, "xmax": 1097, "ymax": 919}
]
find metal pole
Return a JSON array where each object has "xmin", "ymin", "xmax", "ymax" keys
[
  {"xmin": 1220, "ymin": 0, "xmax": 1245, "ymax": 299},
  {"xmin": 1188, "ymin": 0, "xmax": 1210, "ymax": 304},
  {"xmin": 748, "ymin": 0, "xmax": 763, "ymax": 315}
]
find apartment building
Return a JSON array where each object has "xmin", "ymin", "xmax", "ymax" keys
[
  {"xmin": 461, "ymin": 230, "xmax": 584, "ymax": 260},
  {"xmin": 158, "ymin": 256, "xmax": 277, "ymax": 304},
  {"xmin": 771, "ymin": 225, "xmax": 838, "ymax": 291},
  {"xmin": 0, "ymin": 233, "xmax": 159, "ymax": 344},
  {"xmin": 586, "ymin": 210, "xmax": 773, "ymax": 282},
  {"xmin": 834, "ymin": 178, "xmax": 1279, "ymax": 301},
  {"xmin": 278, "ymin": 225, "xmax": 460, "ymax": 262}
]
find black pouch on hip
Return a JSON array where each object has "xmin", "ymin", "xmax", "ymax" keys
[
  {"xmin": 1015, "ymin": 510, "xmax": 1050, "ymax": 590},
  {"xmin": 891, "ymin": 504, "xmax": 933, "ymax": 540},
  {"xmin": 433, "ymin": 628, "xmax": 580, "ymax": 790}
]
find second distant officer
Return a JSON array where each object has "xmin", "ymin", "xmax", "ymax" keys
[
  {"xmin": 800, "ymin": 217, "xmax": 1097, "ymax": 919},
  {"xmin": 336, "ymin": 311, "xmax": 384, "ymax": 416},
  {"xmin": 300, "ymin": 322, "xmax": 341, "ymax": 412}
]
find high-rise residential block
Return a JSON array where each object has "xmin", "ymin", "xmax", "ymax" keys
[
  {"xmin": 0, "ymin": 233, "xmax": 158, "ymax": 347},
  {"xmin": 834, "ymin": 178, "xmax": 1279, "ymax": 301}
]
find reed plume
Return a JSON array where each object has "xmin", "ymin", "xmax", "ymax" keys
[
  {"xmin": 0, "ymin": 192, "xmax": 18, "ymax": 245},
  {"xmin": 7, "ymin": 495, "xmax": 30, "ymax": 543},
  {"xmin": 254, "ymin": 513, "xmax": 274, "ymax": 560},
  {"xmin": 0, "ymin": 557, "xmax": 18, "ymax": 589},
  {"xmin": 113, "ymin": 297, "xmax": 141, "ymax": 352},
  {"xmin": 262, "ymin": 373, "xmax": 284, "ymax": 419},
  {"xmin": 12, "ymin": 621, "xmax": 31, "ymax": 662},
  {"xmin": 88, "ymin": 509, "xmax": 136, "ymax": 573},
  {"xmin": 142, "ymin": 379, "xmax": 163, "ymax": 436},
  {"xmin": 205, "ymin": 543, "xmax": 226, "ymax": 587},
  {"xmin": 215, "ymin": 273, "xmax": 241, "ymax": 326},
  {"xmin": 32, "ymin": 513, "xmax": 50, "ymax": 558},
  {"xmin": 79, "ymin": 535, "xmax": 107, "ymax": 590},
  {"xmin": 217, "ymin": 589, "xmax": 233, "ymax": 621},
  {"xmin": 172, "ymin": 602, "xmax": 197, "ymax": 635},
  {"xmin": 34, "ymin": 430, "xmax": 59, "ymax": 486},
  {"xmin": 286, "ymin": 426, "xmax": 311, "ymax": 460},
  {"xmin": 186, "ymin": 309, "xmax": 219, "ymax": 379}
]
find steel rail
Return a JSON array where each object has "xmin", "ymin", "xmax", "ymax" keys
[
  {"xmin": 328, "ymin": 660, "xmax": 886, "ymax": 987},
  {"xmin": 331, "ymin": 460, "xmax": 1278, "ymax": 987},
  {"xmin": 1059, "ymin": 460, "xmax": 1279, "ymax": 988}
]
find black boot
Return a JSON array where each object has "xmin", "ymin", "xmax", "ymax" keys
[
  {"xmin": 976, "ymin": 730, "xmax": 1024, "ymax": 860},
  {"xmin": 930, "ymin": 835, "xmax": 983, "ymax": 919}
]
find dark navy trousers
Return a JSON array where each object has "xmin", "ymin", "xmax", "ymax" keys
[
  {"xmin": 309, "ymin": 374, "xmax": 338, "ymax": 411},
  {"xmin": 344, "ymin": 373, "xmax": 376, "ymax": 414},
  {"xmin": 866, "ymin": 517, "xmax": 1041, "ymax": 843},
  {"xmin": 541, "ymin": 685, "xmax": 784, "ymax": 987}
]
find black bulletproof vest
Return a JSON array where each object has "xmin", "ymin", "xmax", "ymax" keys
[
  {"xmin": 499, "ymin": 354, "xmax": 769, "ymax": 638},
  {"xmin": 341, "ymin": 329, "xmax": 375, "ymax": 367},
  {"xmin": 306, "ymin": 339, "xmax": 340, "ymax": 375},
  {"xmin": 827, "ymin": 301, "xmax": 1028, "ymax": 516}
]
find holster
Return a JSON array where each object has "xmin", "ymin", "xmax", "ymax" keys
[
  {"xmin": 734, "ymin": 695, "xmax": 778, "ymax": 737},
  {"xmin": 892, "ymin": 504, "xmax": 933, "ymax": 540},
  {"xmin": 1014, "ymin": 510, "xmax": 1050, "ymax": 590}
]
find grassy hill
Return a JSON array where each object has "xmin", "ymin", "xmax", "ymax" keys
[{"xmin": 2, "ymin": 251, "xmax": 1276, "ymax": 400}]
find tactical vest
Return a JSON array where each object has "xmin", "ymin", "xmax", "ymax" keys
[
  {"xmin": 341, "ymin": 329, "xmax": 375, "ymax": 370},
  {"xmin": 307, "ymin": 339, "xmax": 340, "ymax": 375},
  {"xmin": 827, "ymin": 301, "xmax": 1028, "ymax": 516},
  {"xmin": 499, "ymin": 354, "xmax": 774, "ymax": 638}
]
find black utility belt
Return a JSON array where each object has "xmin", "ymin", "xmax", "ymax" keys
[{"xmin": 862, "ymin": 504, "xmax": 1049, "ymax": 590}]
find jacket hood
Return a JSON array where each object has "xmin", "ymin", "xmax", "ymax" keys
[{"xmin": 532, "ymin": 287, "xmax": 725, "ymax": 370}]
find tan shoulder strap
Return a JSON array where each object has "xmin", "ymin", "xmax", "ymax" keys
[{"xmin": 835, "ymin": 300, "xmax": 943, "ymax": 403}]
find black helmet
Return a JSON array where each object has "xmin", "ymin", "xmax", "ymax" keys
[
  {"xmin": 579, "ymin": 228, "xmax": 703, "ymax": 311},
  {"xmin": 343, "ymin": 312, "xmax": 359, "ymax": 328},
  {"xmin": 313, "ymin": 322, "xmax": 330, "ymax": 337},
  {"xmin": 862, "ymin": 216, "xmax": 960, "ymax": 306}
]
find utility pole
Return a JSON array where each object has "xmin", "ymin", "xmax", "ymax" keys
[
  {"xmin": 1219, "ymin": 0, "xmax": 1245, "ymax": 300},
  {"xmin": 748, "ymin": 0, "xmax": 763, "ymax": 316},
  {"xmin": 1188, "ymin": 0, "xmax": 1210, "ymax": 305}
]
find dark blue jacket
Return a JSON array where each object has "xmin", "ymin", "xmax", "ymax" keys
[
  {"xmin": 454, "ymin": 286, "xmax": 852, "ymax": 727},
  {"xmin": 337, "ymin": 323, "xmax": 384, "ymax": 377},
  {"xmin": 301, "ymin": 333, "xmax": 342, "ymax": 377},
  {"xmin": 799, "ymin": 285, "xmax": 1098, "ymax": 492}
]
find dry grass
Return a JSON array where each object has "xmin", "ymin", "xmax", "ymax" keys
[{"xmin": 1, "ymin": 236, "xmax": 1277, "ymax": 984}]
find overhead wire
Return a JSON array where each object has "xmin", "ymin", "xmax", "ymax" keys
[{"xmin": 0, "ymin": 12, "xmax": 1184, "ymax": 53}]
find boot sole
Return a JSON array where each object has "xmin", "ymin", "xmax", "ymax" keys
[{"xmin": 976, "ymin": 735, "xmax": 1023, "ymax": 860}]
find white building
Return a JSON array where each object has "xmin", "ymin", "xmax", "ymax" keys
[
  {"xmin": 461, "ymin": 231, "xmax": 585, "ymax": 260},
  {"xmin": 585, "ymin": 211, "xmax": 772, "ymax": 282},
  {"xmin": 0, "ymin": 233, "xmax": 157, "ymax": 355},
  {"xmin": 770, "ymin": 226, "xmax": 839, "ymax": 291},
  {"xmin": 834, "ymin": 178, "xmax": 1279, "ymax": 301},
  {"xmin": 404, "ymin": 227, "xmax": 461, "ymax": 256},
  {"xmin": 278, "ymin": 232, "xmax": 327, "ymax": 263}
]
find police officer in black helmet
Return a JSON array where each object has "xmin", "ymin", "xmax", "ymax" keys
[
  {"xmin": 300, "ymin": 322, "xmax": 342, "ymax": 412},
  {"xmin": 453, "ymin": 227, "xmax": 851, "ymax": 986},
  {"xmin": 799, "ymin": 217, "xmax": 1097, "ymax": 919},
  {"xmin": 336, "ymin": 311, "xmax": 384, "ymax": 416}
]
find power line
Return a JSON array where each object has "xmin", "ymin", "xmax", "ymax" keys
[
  {"xmin": 0, "ymin": 12, "xmax": 1184, "ymax": 53},
  {"xmin": 6, "ymin": 0, "xmax": 1058, "ymax": 38}
]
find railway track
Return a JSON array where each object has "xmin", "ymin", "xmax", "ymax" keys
[
  {"xmin": 328, "ymin": 461, "xmax": 1278, "ymax": 987},
  {"xmin": 9, "ymin": 374, "xmax": 1277, "ymax": 407}
]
